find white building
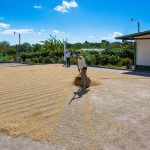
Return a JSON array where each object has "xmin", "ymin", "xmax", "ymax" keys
[{"xmin": 116, "ymin": 30, "xmax": 150, "ymax": 71}]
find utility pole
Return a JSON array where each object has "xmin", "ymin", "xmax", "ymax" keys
[
  {"xmin": 14, "ymin": 32, "xmax": 21, "ymax": 51},
  {"xmin": 131, "ymin": 18, "xmax": 140, "ymax": 33},
  {"xmin": 14, "ymin": 32, "xmax": 21, "ymax": 63},
  {"xmin": 19, "ymin": 34, "xmax": 21, "ymax": 50},
  {"xmin": 63, "ymin": 38, "xmax": 67, "ymax": 66},
  {"xmin": 138, "ymin": 21, "xmax": 140, "ymax": 33}
]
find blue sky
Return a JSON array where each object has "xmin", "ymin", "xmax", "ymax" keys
[{"xmin": 0, "ymin": 0, "xmax": 150, "ymax": 44}]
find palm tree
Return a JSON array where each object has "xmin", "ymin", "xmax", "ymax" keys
[{"xmin": 41, "ymin": 35, "xmax": 64, "ymax": 55}]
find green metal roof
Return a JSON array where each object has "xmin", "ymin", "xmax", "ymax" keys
[{"xmin": 115, "ymin": 30, "xmax": 150, "ymax": 40}]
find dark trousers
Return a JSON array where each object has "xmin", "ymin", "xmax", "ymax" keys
[
  {"xmin": 66, "ymin": 58, "xmax": 70, "ymax": 67},
  {"xmin": 81, "ymin": 67, "xmax": 87, "ymax": 88}
]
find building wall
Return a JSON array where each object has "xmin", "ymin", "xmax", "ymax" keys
[
  {"xmin": 136, "ymin": 39, "xmax": 150, "ymax": 66},
  {"xmin": 135, "ymin": 34, "xmax": 150, "ymax": 39}
]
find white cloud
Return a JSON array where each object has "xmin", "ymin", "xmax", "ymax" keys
[
  {"xmin": 54, "ymin": 0, "xmax": 78, "ymax": 13},
  {"xmin": 111, "ymin": 32, "xmax": 123, "ymax": 38},
  {"xmin": 88, "ymin": 35, "xmax": 95, "ymax": 38},
  {"xmin": 1, "ymin": 29, "xmax": 33, "ymax": 35},
  {"xmin": 0, "ymin": 23, "xmax": 10, "ymax": 29},
  {"xmin": 33, "ymin": 5, "xmax": 43, "ymax": 9},
  {"xmin": 63, "ymin": 0, "xmax": 78, "ymax": 8},
  {"xmin": 101, "ymin": 32, "xmax": 123, "ymax": 41},
  {"xmin": 37, "ymin": 32, "xmax": 42, "ymax": 35},
  {"xmin": 53, "ymin": 29, "xmax": 63, "ymax": 34},
  {"xmin": 54, "ymin": 5, "xmax": 68, "ymax": 13},
  {"xmin": 50, "ymin": 29, "xmax": 64, "ymax": 34}
]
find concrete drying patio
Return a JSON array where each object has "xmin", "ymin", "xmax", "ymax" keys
[
  {"xmin": 0, "ymin": 63, "xmax": 29, "ymax": 68},
  {"xmin": 0, "ymin": 64, "xmax": 150, "ymax": 150}
]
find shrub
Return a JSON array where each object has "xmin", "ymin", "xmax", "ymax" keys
[
  {"xmin": 85, "ymin": 55, "xmax": 94, "ymax": 65},
  {"xmin": 32, "ymin": 57, "xmax": 39, "ymax": 63},
  {"xmin": 58, "ymin": 57, "xmax": 64, "ymax": 63},
  {"xmin": 99, "ymin": 54, "xmax": 109, "ymax": 65},
  {"xmin": 41, "ymin": 51, "xmax": 49, "ymax": 57},
  {"xmin": 117, "ymin": 49, "xmax": 134, "ymax": 59},
  {"xmin": 70, "ymin": 57, "xmax": 76, "ymax": 65},
  {"xmin": 7, "ymin": 49, "xmax": 17, "ymax": 56},
  {"xmin": 32, "ymin": 52, "xmax": 41, "ymax": 58},
  {"xmin": 0, "ymin": 55, "xmax": 13, "ymax": 62},
  {"xmin": 52, "ymin": 56, "xmax": 59, "ymax": 63},
  {"xmin": 21, "ymin": 53, "xmax": 27, "ymax": 62},
  {"xmin": 101, "ymin": 49, "xmax": 116, "ymax": 56},
  {"xmin": 51, "ymin": 58, "xmax": 56, "ymax": 64},
  {"xmin": 108, "ymin": 55, "xmax": 120, "ymax": 65},
  {"xmin": 44, "ymin": 57, "xmax": 51, "ymax": 64},
  {"xmin": 38, "ymin": 57, "xmax": 44, "ymax": 63},
  {"xmin": 121, "ymin": 58, "xmax": 132, "ymax": 66},
  {"xmin": 94, "ymin": 54, "xmax": 101, "ymax": 65}
]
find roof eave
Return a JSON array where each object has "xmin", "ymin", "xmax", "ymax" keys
[
  {"xmin": 115, "ymin": 37, "xmax": 135, "ymax": 40},
  {"xmin": 115, "ymin": 30, "xmax": 150, "ymax": 40}
]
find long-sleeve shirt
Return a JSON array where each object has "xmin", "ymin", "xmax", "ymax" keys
[{"xmin": 65, "ymin": 52, "xmax": 71, "ymax": 58}]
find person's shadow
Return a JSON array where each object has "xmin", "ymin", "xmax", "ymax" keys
[{"xmin": 68, "ymin": 87, "xmax": 90, "ymax": 105}]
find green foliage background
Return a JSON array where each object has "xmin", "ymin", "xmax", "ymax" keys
[{"xmin": 0, "ymin": 36, "xmax": 134, "ymax": 68}]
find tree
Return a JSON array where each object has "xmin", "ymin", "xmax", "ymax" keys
[
  {"xmin": 100, "ymin": 40, "xmax": 110, "ymax": 49},
  {"xmin": 0, "ymin": 41, "xmax": 10, "ymax": 53},
  {"xmin": 32, "ymin": 44, "xmax": 43, "ymax": 52},
  {"xmin": 19, "ymin": 42, "xmax": 32, "ymax": 51},
  {"xmin": 101, "ymin": 40, "xmax": 109, "ymax": 43},
  {"xmin": 7, "ymin": 48, "xmax": 17, "ymax": 56},
  {"xmin": 41, "ymin": 35, "xmax": 64, "ymax": 54}
]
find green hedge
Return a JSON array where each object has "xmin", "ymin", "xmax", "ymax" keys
[{"xmin": 19, "ymin": 49, "xmax": 134, "ymax": 68}]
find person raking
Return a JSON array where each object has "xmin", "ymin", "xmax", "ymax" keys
[{"xmin": 75, "ymin": 51, "xmax": 89, "ymax": 89}]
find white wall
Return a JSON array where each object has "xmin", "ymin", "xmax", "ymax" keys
[{"xmin": 136, "ymin": 39, "xmax": 150, "ymax": 66}]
